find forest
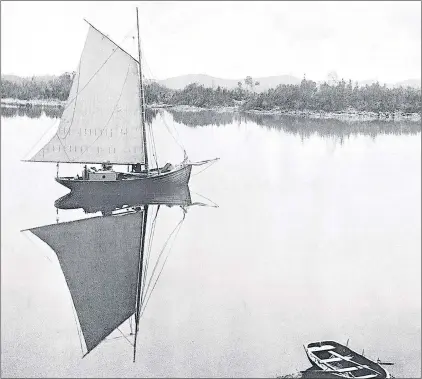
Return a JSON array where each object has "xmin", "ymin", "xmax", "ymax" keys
[{"xmin": 1, "ymin": 74, "xmax": 421, "ymax": 114}]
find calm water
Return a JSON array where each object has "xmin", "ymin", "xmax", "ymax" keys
[{"xmin": 1, "ymin": 106, "xmax": 421, "ymax": 378}]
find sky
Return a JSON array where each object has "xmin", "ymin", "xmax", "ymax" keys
[{"xmin": 1, "ymin": 1, "xmax": 421, "ymax": 83}]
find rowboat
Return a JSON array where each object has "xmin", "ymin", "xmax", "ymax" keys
[{"xmin": 304, "ymin": 341, "xmax": 392, "ymax": 378}]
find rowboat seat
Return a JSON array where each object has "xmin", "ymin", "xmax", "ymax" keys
[
  {"xmin": 336, "ymin": 367, "xmax": 359, "ymax": 372},
  {"xmin": 308, "ymin": 345, "xmax": 336, "ymax": 352},
  {"xmin": 320, "ymin": 357, "xmax": 343, "ymax": 363}
]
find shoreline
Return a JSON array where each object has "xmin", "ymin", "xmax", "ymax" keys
[
  {"xmin": 157, "ymin": 104, "xmax": 421, "ymax": 122},
  {"xmin": 2, "ymin": 99, "xmax": 420, "ymax": 122},
  {"xmin": 1, "ymin": 98, "xmax": 66, "ymax": 107}
]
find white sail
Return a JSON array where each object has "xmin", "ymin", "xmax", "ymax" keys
[
  {"xmin": 29, "ymin": 212, "xmax": 144, "ymax": 353},
  {"xmin": 29, "ymin": 25, "xmax": 145, "ymax": 164}
]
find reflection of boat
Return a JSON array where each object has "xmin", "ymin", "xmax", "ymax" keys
[
  {"xmin": 55, "ymin": 183, "xmax": 192, "ymax": 215},
  {"xmin": 24, "ymin": 8, "xmax": 217, "ymax": 190},
  {"xmin": 305, "ymin": 341, "xmax": 392, "ymax": 378},
  {"xmin": 24, "ymin": 191, "xmax": 207, "ymax": 361}
]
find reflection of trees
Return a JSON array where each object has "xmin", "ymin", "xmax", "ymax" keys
[
  {"xmin": 17, "ymin": 106, "xmax": 43, "ymax": 118},
  {"xmin": 244, "ymin": 113, "xmax": 421, "ymax": 139},
  {"xmin": 1, "ymin": 106, "xmax": 159, "ymax": 125},
  {"xmin": 169, "ymin": 109, "xmax": 239, "ymax": 127},
  {"xmin": 145, "ymin": 108, "xmax": 158, "ymax": 125},
  {"xmin": 43, "ymin": 106, "xmax": 64, "ymax": 118},
  {"xmin": 0, "ymin": 107, "xmax": 18, "ymax": 118},
  {"xmin": 167, "ymin": 109, "xmax": 421, "ymax": 138}
]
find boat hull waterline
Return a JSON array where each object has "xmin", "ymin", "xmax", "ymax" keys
[{"xmin": 55, "ymin": 164, "xmax": 192, "ymax": 191}]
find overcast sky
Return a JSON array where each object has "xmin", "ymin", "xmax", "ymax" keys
[{"xmin": 1, "ymin": 1, "xmax": 420, "ymax": 83}]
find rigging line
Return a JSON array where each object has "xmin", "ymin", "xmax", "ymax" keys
[
  {"xmin": 140, "ymin": 205, "xmax": 153, "ymax": 300},
  {"xmin": 69, "ymin": 292, "xmax": 85, "ymax": 355},
  {"xmin": 159, "ymin": 112, "xmax": 186, "ymax": 154},
  {"xmin": 138, "ymin": 45, "xmax": 186, "ymax": 156},
  {"xmin": 147, "ymin": 119, "xmax": 159, "ymax": 170},
  {"xmin": 71, "ymin": 65, "xmax": 131, "ymax": 161},
  {"xmin": 141, "ymin": 205, "xmax": 160, "ymax": 302},
  {"xmin": 140, "ymin": 212, "xmax": 186, "ymax": 319},
  {"xmin": 129, "ymin": 315, "xmax": 133, "ymax": 335},
  {"xmin": 191, "ymin": 159, "xmax": 219, "ymax": 176},
  {"xmin": 61, "ymin": 68, "xmax": 80, "ymax": 140},
  {"xmin": 146, "ymin": 111, "xmax": 159, "ymax": 169},
  {"xmin": 140, "ymin": 209, "xmax": 186, "ymax": 310},
  {"xmin": 117, "ymin": 327, "xmax": 134, "ymax": 347},
  {"xmin": 140, "ymin": 213, "xmax": 184, "ymax": 306},
  {"xmin": 21, "ymin": 231, "xmax": 54, "ymax": 264},
  {"xmin": 191, "ymin": 191, "xmax": 219, "ymax": 208},
  {"xmin": 61, "ymin": 30, "xmax": 86, "ymax": 141}
]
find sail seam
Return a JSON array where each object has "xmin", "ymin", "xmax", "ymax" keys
[{"xmin": 70, "ymin": 64, "xmax": 131, "ymax": 162}]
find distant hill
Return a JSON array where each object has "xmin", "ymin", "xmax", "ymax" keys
[
  {"xmin": 392, "ymin": 79, "xmax": 421, "ymax": 88},
  {"xmin": 155, "ymin": 74, "xmax": 301, "ymax": 92}
]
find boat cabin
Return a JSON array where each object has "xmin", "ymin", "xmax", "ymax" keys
[{"xmin": 88, "ymin": 171, "xmax": 118, "ymax": 181}]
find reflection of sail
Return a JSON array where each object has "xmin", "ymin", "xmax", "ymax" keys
[
  {"xmin": 55, "ymin": 184, "xmax": 192, "ymax": 214},
  {"xmin": 28, "ymin": 212, "xmax": 144, "ymax": 353},
  {"xmin": 25, "ymin": 187, "xmax": 216, "ymax": 359}
]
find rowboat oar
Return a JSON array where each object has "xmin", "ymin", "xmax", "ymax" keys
[{"xmin": 377, "ymin": 358, "xmax": 394, "ymax": 366}]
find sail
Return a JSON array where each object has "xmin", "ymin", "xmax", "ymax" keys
[
  {"xmin": 29, "ymin": 25, "xmax": 145, "ymax": 164},
  {"xmin": 29, "ymin": 212, "xmax": 144, "ymax": 353}
]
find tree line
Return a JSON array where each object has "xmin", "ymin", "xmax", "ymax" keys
[
  {"xmin": 2, "ymin": 74, "xmax": 420, "ymax": 114},
  {"xmin": 1, "ymin": 73, "xmax": 74, "ymax": 101}
]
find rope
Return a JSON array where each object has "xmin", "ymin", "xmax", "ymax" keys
[
  {"xmin": 21, "ymin": 231, "xmax": 54, "ymax": 264},
  {"xmin": 137, "ymin": 38, "xmax": 187, "ymax": 157},
  {"xmin": 61, "ymin": 46, "xmax": 84, "ymax": 140},
  {"xmin": 140, "ymin": 208, "xmax": 186, "ymax": 318},
  {"xmin": 160, "ymin": 112, "xmax": 187, "ymax": 154},
  {"xmin": 191, "ymin": 191, "xmax": 219, "ymax": 208},
  {"xmin": 117, "ymin": 327, "xmax": 134, "ymax": 347},
  {"xmin": 147, "ymin": 119, "xmax": 159, "ymax": 170},
  {"xmin": 141, "ymin": 205, "xmax": 160, "ymax": 303},
  {"xmin": 129, "ymin": 315, "xmax": 133, "ymax": 335},
  {"xmin": 191, "ymin": 158, "xmax": 219, "ymax": 176},
  {"xmin": 70, "ymin": 299, "xmax": 86, "ymax": 355}
]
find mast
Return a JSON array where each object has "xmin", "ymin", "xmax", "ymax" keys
[
  {"xmin": 133, "ymin": 205, "xmax": 149, "ymax": 362},
  {"xmin": 136, "ymin": 7, "xmax": 149, "ymax": 172}
]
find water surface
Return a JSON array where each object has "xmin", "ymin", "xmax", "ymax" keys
[{"xmin": 1, "ymin": 106, "xmax": 420, "ymax": 377}]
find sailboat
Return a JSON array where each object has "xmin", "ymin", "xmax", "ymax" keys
[
  {"xmin": 24, "ymin": 8, "xmax": 217, "ymax": 190},
  {"xmin": 23, "ymin": 185, "xmax": 214, "ymax": 361}
]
